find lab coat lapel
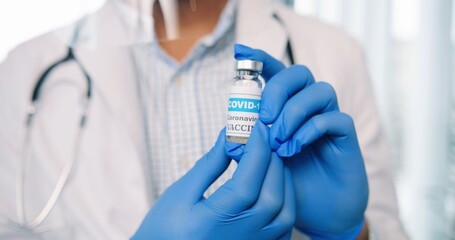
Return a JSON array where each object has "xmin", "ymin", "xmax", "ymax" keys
[
  {"xmin": 65, "ymin": 1, "xmax": 148, "ymax": 165},
  {"xmin": 74, "ymin": 46, "xmax": 147, "ymax": 161},
  {"xmin": 236, "ymin": 0, "xmax": 288, "ymax": 61}
]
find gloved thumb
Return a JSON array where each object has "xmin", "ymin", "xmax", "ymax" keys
[
  {"xmin": 234, "ymin": 44, "xmax": 286, "ymax": 81},
  {"xmin": 172, "ymin": 129, "xmax": 231, "ymax": 203}
]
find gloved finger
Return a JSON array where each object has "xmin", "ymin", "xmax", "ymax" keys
[
  {"xmin": 250, "ymin": 153, "xmax": 285, "ymax": 226},
  {"xmin": 172, "ymin": 129, "xmax": 231, "ymax": 203},
  {"xmin": 269, "ymin": 81, "xmax": 339, "ymax": 150},
  {"xmin": 225, "ymin": 141, "xmax": 244, "ymax": 162},
  {"xmin": 206, "ymin": 121, "xmax": 271, "ymax": 214},
  {"xmin": 258, "ymin": 166, "xmax": 296, "ymax": 239},
  {"xmin": 276, "ymin": 112, "xmax": 361, "ymax": 162},
  {"xmin": 234, "ymin": 44, "xmax": 286, "ymax": 81},
  {"xmin": 260, "ymin": 65, "xmax": 315, "ymax": 124}
]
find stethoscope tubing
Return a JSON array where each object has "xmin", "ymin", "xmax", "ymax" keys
[{"xmin": 15, "ymin": 19, "xmax": 92, "ymax": 231}]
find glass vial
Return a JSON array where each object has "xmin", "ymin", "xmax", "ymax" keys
[{"xmin": 226, "ymin": 60, "xmax": 263, "ymax": 144}]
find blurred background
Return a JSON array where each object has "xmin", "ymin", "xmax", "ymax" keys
[{"xmin": 0, "ymin": 0, "xmax": 453, "ymax": 239}]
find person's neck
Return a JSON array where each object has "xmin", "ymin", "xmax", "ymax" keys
[{"xmin": 153, "ymin": 0, "xmax": 228, "ymax": 62}]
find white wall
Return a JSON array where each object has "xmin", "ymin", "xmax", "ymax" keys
[{"xmin": 0, "ymin": 0, "xmax": 105, "ymax": 62}]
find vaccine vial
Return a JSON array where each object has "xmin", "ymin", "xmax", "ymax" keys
[{"xmin": 226, "ymin": 60, "xmax": 263, "ymax": 144}]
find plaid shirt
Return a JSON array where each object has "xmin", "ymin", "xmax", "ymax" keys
[{"xmin": 132, "ymin": 1, "xmax": 238, "ymax": 199}]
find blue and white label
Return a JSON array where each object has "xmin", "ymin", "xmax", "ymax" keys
[
  {"xmin": 226, "ymin": 86, "xmax": 262, "ymax": 139},
  {"xmin": 228, "ymin": 98, "xmax": 261, "ymax": 113}
]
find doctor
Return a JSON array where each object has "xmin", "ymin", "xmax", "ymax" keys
[{"xmin": 0, "ymin": 0, "xmax": 408, "ymax": 239}]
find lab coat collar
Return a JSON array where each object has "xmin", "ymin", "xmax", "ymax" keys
[
  {"xmin": 235, "ymin": 0, "xmax": 288, "ymax": 60},
  {"xmin": 53, "ymin": 0, "xmax": 154, "ymax": 50}
]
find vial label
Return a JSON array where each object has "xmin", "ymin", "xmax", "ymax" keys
[{"xmin": 226, "ymin": 86, "xmax": 262, "ymax": 139}]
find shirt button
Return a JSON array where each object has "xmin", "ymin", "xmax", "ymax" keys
[{"xmin": 176, "ymin": 76, "xmax": 184, "ymax": 87}]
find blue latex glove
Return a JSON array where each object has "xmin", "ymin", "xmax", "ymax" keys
[
  {"xmin": 229, "ymin": 44, "xmax": 369, "ymax": 240},
  {"xmin": 132, "ymin": 124, "xmax": 296, "ymax": 240}
]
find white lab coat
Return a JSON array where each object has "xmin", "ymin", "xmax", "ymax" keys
[{"xmin": 0, "ymin": 0, "xmax": 408, "ymax": 239}]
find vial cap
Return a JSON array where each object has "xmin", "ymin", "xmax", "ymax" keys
[{"xmin": 236, "ymin": 60, "xmax": 263, "ymax": 73}]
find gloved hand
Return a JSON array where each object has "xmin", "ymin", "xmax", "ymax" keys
[
  {"xmin": 228, "ymin": 44, "xmax": 369, "ymax": 240},
  {"xmin": 132, "ymin": 123, "xmax": 296, "ymax": 240}
]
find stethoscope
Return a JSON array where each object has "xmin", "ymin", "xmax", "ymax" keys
[{"xmin": 14, "ymin": 19, "xmax": 92, "ymax": 231}]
